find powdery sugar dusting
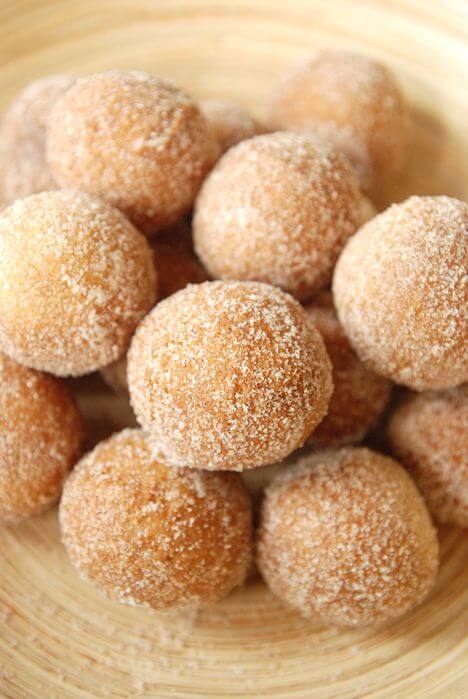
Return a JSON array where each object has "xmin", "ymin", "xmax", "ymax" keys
[
  {"xmin": 128, "ymin": 280, "xmax": 333, "ymax": 471},
  {"xmin": 193, "ymin": 132, "xmax": 361, "ymax": 300},
  {"xmin": 0, "ymin": 353, "xmax": 83, "ymax": 523},
  {"xmin": 256, "ymin": 447, "xmax": 439, "ymax": 627},
  {"xmin": 59, "ymin": 428, "xmax": 252, "ymax": 610},
  {"xmin": 388, "ymin": 385, "xmax": 468, "ymax": 527},
  {"xmin": 0, "ymin": 190, "xmax": 157, "ymax": 376},
  {"xmin": 0, "ymin": 74, "xmax": 75, "ymax": 205},
  {"xmin": 304, "ymin": 291, "xmax": 392, "ymax": 447},
  {"xmin": 333, "ymin": 195, "xmax": 468, "ymax": 390},
  {"xmin": 47, "ymin": 70, "xmax": 220, "ymax": 235},
  {"xmin": 267, "ymin": 50, "xmax": 410, "ymax": 193}
]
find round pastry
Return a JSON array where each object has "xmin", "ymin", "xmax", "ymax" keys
[
  {"xmin": 388, "ymin": 385, "xmax": 468, "ymax": 527},
  {"xmin": 305, "ymin": 292, "xmax": 392, "ymax": 447},
  {"xmin": 194, "ymin": 132, "xmax": 361, "ymax": 300},
  {"xmin": 0, "ymin": 190, "xmax": 157, "ymax": 376},
  {"xmin": 128, "ymin": 280, "xmax": 333, "ymax": 471},
  {"xmin": 60, "ymin": 428, "xmax": 252, "ymax": 609},
  {"xmin": 267, "ymin": 50, "xmax": 411, "ymax": 194},
  {"xmin": 47, "ymin": 70, "xmax": 219, "ymax": 235},
  {"xmin": 0, "ymin": 353, "xmax": 83, "ymax": 524},
  {"xmin": 256, "ymin": 447, "xmax": 439, "ymax": 627},
  {"xmin": 0, "ymin": 74, "xmax": 75, "ymax": 205},
  {"xmin": 333, "ymin": 195, "xmax": 468, "ymax": 390},
  {"xmin": 201, "ymin": 98, "xmax": 263, "ymax": 154}
]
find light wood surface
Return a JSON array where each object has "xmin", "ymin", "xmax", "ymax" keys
[{"xmin": 0, "ymin": 1, "xmax": 467, "ymax": 697}]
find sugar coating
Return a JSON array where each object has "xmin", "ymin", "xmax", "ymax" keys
[
  {"xmin": 333, "ymin": 196, "xmax": 468, "ymax": 390},
  {"xmin": 201, "ymin": 98, "xmax": 264, "ymax": 154},
  {"xmin": 128, "ymin": 280, "xmax": 333, "ymax": 471},
  {"xmin": 267, "ymin": 50, "xmax": 411, "ymax": 194},
  {"xmin": 0, "ymin": 190, "xmax": 157, "ymax": 376},
  {"xmin": 256, "ymin": 447, "xmax": 439, "ymax": 627},
  {"xmin": 0, "ymin": 74, "xmax": 75, "ymax": 205},
  {"xmin": 59, "ymin": 428, "xmax": 252, "ymax": 609},
  {"xmin": 47, "ymin": 70, "xmax": 220, "ymax": 235},
  {"xmin": 304, "ymin": 291, "xmax": 392, "ymax": 447},
  {"xmin": 193, "ymin": 132, "xmax": 361, "ymax": 300},
  {"xmin": 0, "ymin": 353, "xmax": 83, "ymax": 524},
  {"xmin": 388, "ymin": 386, "xmax": 468, "ymax": 527},
  {"xmin": 102, "ymin": 220, "xmax": 207, "ymax": 396}
]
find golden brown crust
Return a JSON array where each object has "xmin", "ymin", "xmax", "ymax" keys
[
  {"xmin": 193, "ymin": 132, "xmax": 361, "ymax": 300},
  {"xmin": 305, "ymin": 293, "xmax": 391, "ymax": 447},
  {"xmin": 47, "ymin": 71, "xmax": 220, "ymax": 235},
  {"xmin": 59, "ymin": 428, "xmax": 252, "ymax": 609},
  {"xmin": 0, "ymin": 74, "xmax": 75, "ymax": 204},
  {"xmin": 333, "ymin": 196, "xmax": 468, "ymax": 390},
  {"xmin": 388, "ymin": 386, "xmax": 468, "ymax": 527},
  {"xmin": 128, "ymin": 280, "xmax": 333, "ymax": 471},
  {"xmin": 267, "ymin": 51, "xmax": 411, "ymax": 195},
  {"xmin": 256, "ymin": 447, "xmax": 439, "ymax": 627},
  {"xmin": 0, "ymin": 354, "xmax": 84, "ymax": 524},
  {"xmin": 0, "ymin": 190, "xmax": 157, "ymax": 376}
]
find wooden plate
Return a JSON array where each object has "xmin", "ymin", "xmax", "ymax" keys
[{"xmin": 0, "ymin": 2, "xmax": 467, "ymax": 697}]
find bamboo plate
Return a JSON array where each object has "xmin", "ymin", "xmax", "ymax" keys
[{"xmin": 0, "ymin": 1, "xmax": 467, "ymax": 697}]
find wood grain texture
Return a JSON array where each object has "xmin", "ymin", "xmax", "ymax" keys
[{"xmin": 0, "ymin": 1, "xmax": 467, "ymax": 697}]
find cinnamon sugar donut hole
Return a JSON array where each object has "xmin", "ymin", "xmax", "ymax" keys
[
  {"xmin": 388, "ymin": 386, "xmax": 468, "ymax": 527},
  {"xmin": 47, "ymin": 70, "xmax": 220, "ymax": 235},
  {"xmin": 256, "ymin": 447, "xmax": 439, "ymax": 627},
  {"xmin": 193, "ymin": 132, "xmax": 361, "ymax": 300},
  {"xmin": 0, "ymin": 74, "xmax": 75, "ymax": 205},
  {"xmin": 333, "ymin": 196, "xmax": 468, "ymax": 390},
  {"xmin": 267, "ymin": 51, "xmax": 411, "ymax": 195},
  {"xmin": 128, "ymin": 280, "xmax": 333, "ymax": 471},
  {"xmin": 60, "ymin": 429, "xmax": 252, "ymax": 610},
  {"xmin": 102, "ymin": 222, "xmax": 207, "ymax": 396},
  {"xmin": 305, "ymin": 292, "xmax": 391, "ymax": 447},
  {"xmin": 0, "ymin": 190, "xmax": 157, "ymax": 376},
  {"xmin": 201, "ymin": 98, "xmax": 263, "ymax": 154},
  {"xmin": 0, "ymin": 354, "xmax": 83, "ymax": 524}
]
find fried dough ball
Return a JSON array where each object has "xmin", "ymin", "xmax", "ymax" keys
[
  {"xmin": 0, "ymin": 190, "xmax": 157, "ymax": 376},
  {"xmin": 256, "ymin": 447, "xmax": 439, "ymax": 627},
  {"xmin": 388, "ymin": 386, "xmax": 468, "ymax": 527},
  {"xmin": 0, "ymin": 354, "xmax": 83, "ymax": 524},
  {"xmin": 267, "ymin": 50, "xmax": 411, "ymax": 194},
  {"xmin": 333, "ymin": 196, "xmax": 468, "ymax": 390},
  {"xmin": 128, "ymin": 280, "xmax": 333, "ymax": 471},
  {"xmin": 101, "ymin": 220, "xmax": 207, "ymax": 396},
  {"xmin": 0, "ymin": 74, "xmax": 75, "ymax": 205},
  {"xmin": 201, "ymin": 98, "xmax": 263, "ymax": 154},
  {"xmin": 193, "ymin": 132, "xmax": 361, "ymax": 300},
  {"xmin": 60, "ymin": 428, "xmax": 252, "ymax": 609},
  {"xmin": 47, "ymin": 70, "xmax": 220, "ymax": 235},
  {"xmin": 305, "ymin": 292, "xmax": 392, "ymax": 447}
]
